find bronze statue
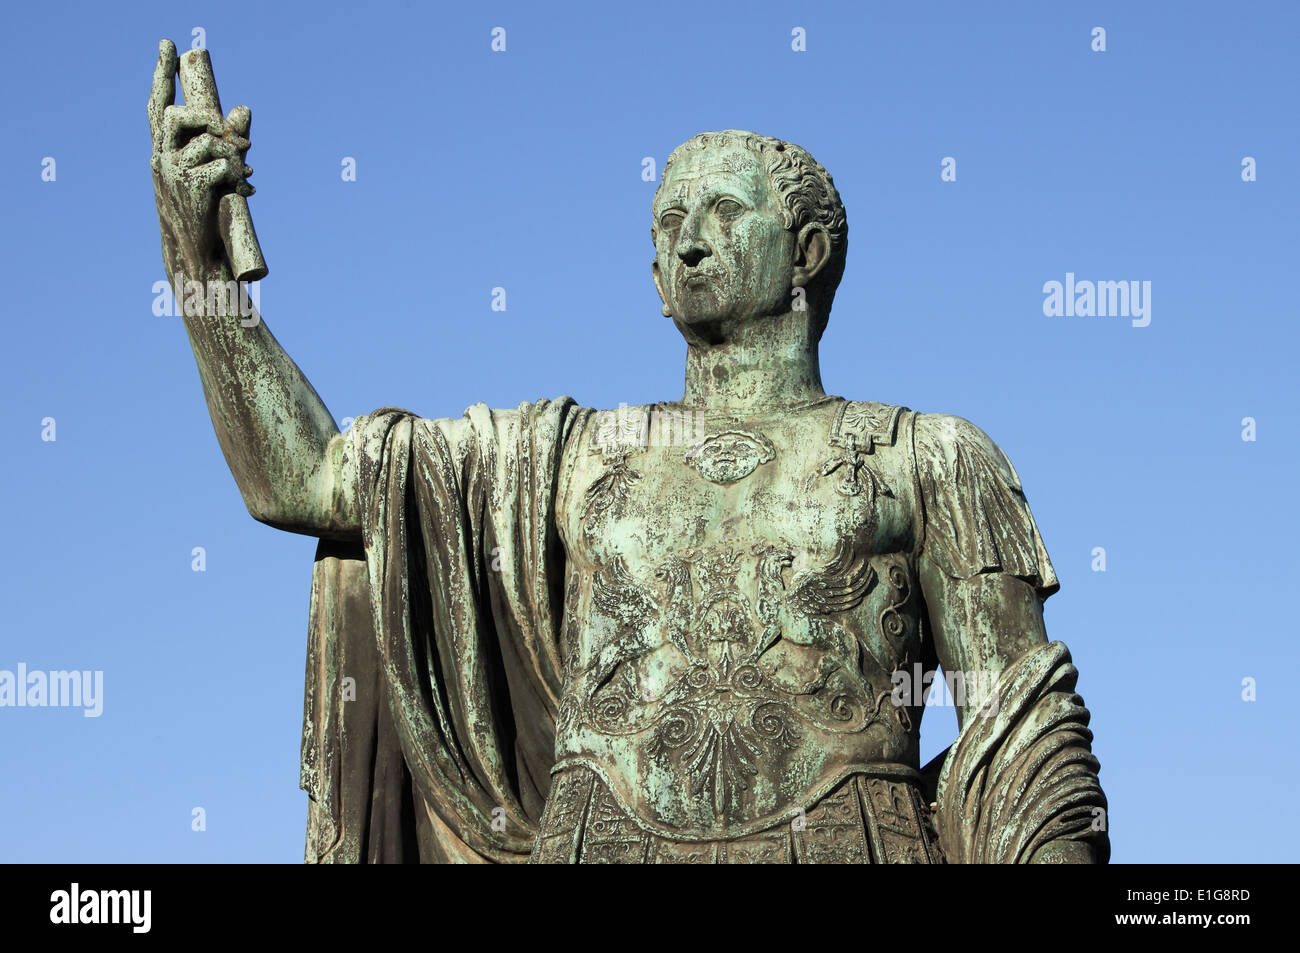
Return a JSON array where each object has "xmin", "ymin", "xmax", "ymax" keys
[{"xmin": 148, "ymin": 40, "xmax": 1109, "ymax": 864}]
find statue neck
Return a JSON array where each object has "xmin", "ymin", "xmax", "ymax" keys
[{"xmin": 677, "ymin": 309, "xmax": 826, "ymax": 414}]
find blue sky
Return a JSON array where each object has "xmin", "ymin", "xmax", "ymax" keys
[{"xmin": 2, "ymin": 0, "xmax": 1295, "ymax": 862}]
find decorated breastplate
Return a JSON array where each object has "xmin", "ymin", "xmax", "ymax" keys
[{"xmin": 554, "ymin": 398, "xmax": 925, "ymax": 837}]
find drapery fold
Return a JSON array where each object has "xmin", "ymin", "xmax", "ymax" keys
[
  {"xmin": 301, "ymin": 398, "xmax": 585, "ymax": 863},
  {"xmin": 934, "ymin": 640, "xmax": 1109, "ymax": 864}
]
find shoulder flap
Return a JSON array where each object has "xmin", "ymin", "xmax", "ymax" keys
[{"xmin": 829, "ymin": 400, "xmax": 908, "ymax": 453}]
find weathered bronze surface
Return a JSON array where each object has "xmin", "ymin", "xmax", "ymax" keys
[{"xmin": 149, "ymin": 40, "xmax": 1109, "ymax": 864}]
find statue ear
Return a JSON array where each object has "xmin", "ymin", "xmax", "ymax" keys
[
  {"xmin": 651, "ymin": 259, "xmax": 672, "ymax": 316},
  {"xmin": 792, "ymin": 223, "xmax": 831, "ymax": 288}
]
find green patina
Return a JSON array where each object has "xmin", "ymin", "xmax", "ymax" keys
[{"xmin": 149, "ymin": 40, "xmax": 1108, "ymax": 864}]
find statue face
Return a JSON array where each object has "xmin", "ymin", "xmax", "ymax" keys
[{"xmin": 653, "ymin": 144, "xmax": 796, "ymax": 334}]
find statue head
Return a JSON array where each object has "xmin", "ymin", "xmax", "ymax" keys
[{"xmin": 651, "ymin": 131, "xmax": 847, "ymax": 343}]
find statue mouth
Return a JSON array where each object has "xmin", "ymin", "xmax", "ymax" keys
[{"xmin": 683, "ymin": 274, "xmax": 719, "ymax": 290}]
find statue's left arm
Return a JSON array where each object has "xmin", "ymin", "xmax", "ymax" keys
[{"xmin": 912, "ymin": 413, "xmax": 1109, "ymax": 864}]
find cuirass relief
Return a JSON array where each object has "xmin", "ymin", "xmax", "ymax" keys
[{"xmin": 555, "ymin": 397, "xmax": 929, "ymax": 836}]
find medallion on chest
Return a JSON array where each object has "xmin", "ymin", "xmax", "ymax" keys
[
  {"xmin": 683, "ymin": 429, "xmax": 776, "ymax": 485},
  {"xmin": 581, "ymin": 399, "xmax": 908, "ymax": 530},
  {"xmin": 586, "ymin": 402, "xmax": 783, "ymax": 493}
]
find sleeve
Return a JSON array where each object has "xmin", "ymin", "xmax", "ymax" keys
[{"xmin": 913, "ymin": 413, "xmax": 1059, "ymax": 599}]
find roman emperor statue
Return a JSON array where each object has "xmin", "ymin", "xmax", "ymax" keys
[{"xmin": 148, "ymin": 41, "xmax": 1109, "ymax": 864}]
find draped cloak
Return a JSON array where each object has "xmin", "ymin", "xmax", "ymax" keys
[
  {"xmin": 298, "ymin": 398, "xmax": 1107, "ymax": 863},
  {"xmin": 300, "ymin": 398, "xmax": 585, "ymax": 863}
]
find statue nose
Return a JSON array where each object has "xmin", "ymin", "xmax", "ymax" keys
[{"xmin": 676, "ymin": 239, "xmax": 711, "ymax": 267}]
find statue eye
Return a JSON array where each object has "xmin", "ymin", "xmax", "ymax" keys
[
  {"xmin": 659, "ymin": 211, "xmax": 684, "ymax": 233},
  {"xmin": 715, "ymin": 199, "xmax": 744, "ymax": 217}
]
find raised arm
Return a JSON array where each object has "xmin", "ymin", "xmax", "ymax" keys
[{"xmin": 148, "ymin": 40, "xmax": 358, "ymax": 538}]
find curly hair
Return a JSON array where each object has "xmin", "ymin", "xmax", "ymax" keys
[{"xmin": 652, "ymin": 130, "xmax": 848, "ymax": 335}]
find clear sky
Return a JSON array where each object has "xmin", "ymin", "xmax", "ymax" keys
[{"xmin": 2, "ymin": 0, "xmax": 1295, "ymax": 862}]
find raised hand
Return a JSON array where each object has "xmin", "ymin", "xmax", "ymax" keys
[
  {"xmin": 147, "ymin": 39, "xmax": 259, "ymax": 282},
  {"xmin": 145, "ymin": 40, "xmax": 354, "ymax": 538}
]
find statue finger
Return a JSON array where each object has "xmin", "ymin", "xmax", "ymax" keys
[
  {"xmin": 178, "ymin": 48, "xmax": 223, "ymax": 116},
  {"xmin": 162, "ymin": 105, "xmax": 225, "ymax": 152},
  {"xmin": 185, "ymin": 156, "xmax": 248, "ymax": 193},
  {"xmin": 177, "ymin": 132, "xmax": 251, "ymax": 170},
  {"xmin": 224, "ymin": 105, "xmax": 251, "ymax": 140},
  {"xmin": 147, "ymin": 39, "xmax": 179, "ymax": 152}
]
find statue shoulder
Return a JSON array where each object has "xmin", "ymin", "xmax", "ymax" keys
[
  {"xmin": 349, "ymin": 396, "xmax": 588, "ymax": 485},
  {"xmin": 911, "ymin": 411, "xmax": 1024, "ymax": 490},
  {"xmin": 909, "ymin": 410, "xmax": 1059, "ymax": 597}
]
